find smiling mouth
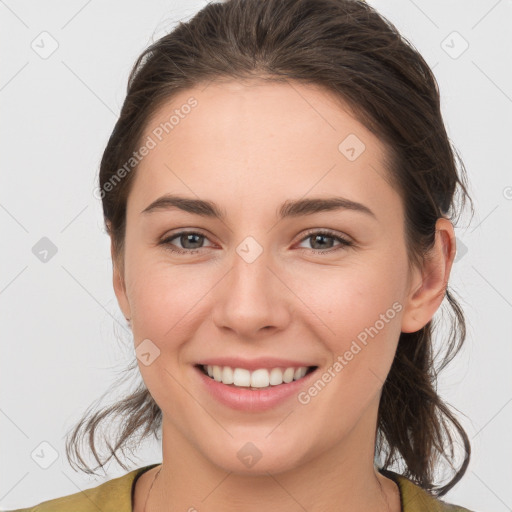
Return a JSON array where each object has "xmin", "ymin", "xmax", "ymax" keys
[{"xmin": 196, "ymin": 364, "xmax": 318, "ymax": 389}]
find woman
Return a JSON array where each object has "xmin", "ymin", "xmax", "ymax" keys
[{"xmin": 9, "ymin": 0, "xmax": 476, "ymax": 510}]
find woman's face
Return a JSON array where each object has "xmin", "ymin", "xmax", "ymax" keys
[{"xmin": 113, "ymin": 80, "xmax": 430, "ymax": 474}]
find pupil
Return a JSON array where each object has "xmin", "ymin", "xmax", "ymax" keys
[
  {"xmin": 183, "ymin": 233, "xmax": 202, "ymax": 249},
  {"xmin": 312, "ymin": 234, "xmax": 331, "ymax": 249}
]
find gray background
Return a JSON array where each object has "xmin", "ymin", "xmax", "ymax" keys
[{"xmin": 1, "ymin": 1, "xmax": 511, "ymax": 511}]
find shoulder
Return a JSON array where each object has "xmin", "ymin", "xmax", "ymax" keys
[
  {"xmin": 3, "ymin": 464, "xmax": 160, "ymax": 512},
  {"xmin": 391, "ymin": 471, "xmax": 476, "ymax": 512}
]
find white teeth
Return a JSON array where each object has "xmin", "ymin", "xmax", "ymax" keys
[
  {"xmin": 269, "ymin": 367, "xmax": 283, "ymax": 385},
  {"xmin": 212, "ymin": 365, "xmax": 222, "ymax": 382},
  {"xmin": 202, "ymin": 364, "xmax": 312, "ymax": 388},
  {"xmin": 221, "ymin": 366, "xmax": 234, "ymax": 384},
  {"xmin": 283, "ymin": 367, "xmax": 295, "ymax": 383},
  {"xmin": 233, "ymin": 368, "xmax": 251, "ymax": 387},
  {"xmin": 250, "ymin": 369, "xmax": 269, "ymax": 388}
]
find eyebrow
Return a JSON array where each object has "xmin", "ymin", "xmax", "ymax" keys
[{"xmin": 140, "ymin": 194, "xmax": 376, "ymax": 220}]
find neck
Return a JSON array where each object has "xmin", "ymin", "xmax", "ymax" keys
[{"xmin": 141, "ymin": 412, "xmax": 400, "ymax": 512}]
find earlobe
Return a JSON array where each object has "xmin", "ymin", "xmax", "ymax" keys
[{"xmin": 400, "ymin": 218, "xmax": 456, "ymax": 334}]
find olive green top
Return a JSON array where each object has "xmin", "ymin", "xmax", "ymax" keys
[{"xmin": 5, "ymin": 464, "xmax": 475, "ymax": 512}]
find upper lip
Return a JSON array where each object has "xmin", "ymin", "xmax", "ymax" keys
[{"xmin": 195, "ymin": 357, "xmax": 317, "ymax": 371}]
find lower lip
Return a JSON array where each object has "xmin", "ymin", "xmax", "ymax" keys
[{"xmin": 194, "ymin": 365, "xmax": 318, "ymax": 412}]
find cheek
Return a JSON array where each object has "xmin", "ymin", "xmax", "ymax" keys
[
  {"xmin": 289, "ymin": 257, "xmax": 404, "ymax": 382},
  {"xmin": 124, "ymin": 259, "xmax": 207, "ymax": 404},
  {"xmin": 292, "ymin": 273, "xmax": 403, "ymax": 425},
  {"xmin": 125, "ymin": 253, "xmax": 215, "ymax": 342},
  {"xmin": 293, "ymin": 257, "xmax": 403, "ymax": 333}
]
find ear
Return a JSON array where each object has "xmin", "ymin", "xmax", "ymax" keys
[
  {"xmin": 401, "ymin": 218, "xmax": 456, "ymax": 333},
  {"xmin": 111, "ymin": 237, "xmax": 132, "ymax": 323}
]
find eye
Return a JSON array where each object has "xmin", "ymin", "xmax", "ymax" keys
[
  {"xmin": 296, "ymin": 229, "xmax": 354, "ymax": 253},
  {"xmin": 159, "ymin": 230, "xmax": 214, "ymax": 254},
  {"xmin": 159, "ymin": 229, "xmax": 354, "ymax": 255}
]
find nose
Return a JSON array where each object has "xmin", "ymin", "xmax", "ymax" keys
[{"xmin": 212, "ymin": 247, "xmax": 292, "ymax": 340}]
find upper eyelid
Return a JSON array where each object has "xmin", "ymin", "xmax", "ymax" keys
[{"xmin": 161, "ymin": 229, "xmax": 215, "ymax": 244}]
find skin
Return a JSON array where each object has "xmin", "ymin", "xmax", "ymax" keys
[{"xmin": 111, "ymin": 79, "xmax": 456, "ymax": 512}]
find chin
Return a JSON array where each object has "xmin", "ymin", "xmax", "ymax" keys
[{"xmin": 197, "ymin": 431, "xmax": 312, "ymax": 476}]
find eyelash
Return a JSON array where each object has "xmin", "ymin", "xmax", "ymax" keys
[{"xmin": 159, "ymin": 229, "xmax": 354, "ymax": 255}]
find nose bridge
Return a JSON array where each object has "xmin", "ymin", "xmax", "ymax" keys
[
  {"xmin": 212, "ymin": 234, "xmax": 290, "ymax": 334},
  {"xmin": 230, "ymin": 235, "xmax": 275, "ymax": 303}
]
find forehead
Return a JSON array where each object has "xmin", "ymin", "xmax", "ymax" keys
[
  {"xmin": 143, "ymin": 79, "xmax": 383, "ymax": 157},
  {"xmin": 129, "ymin": 79, "xmax": 401, "ymax": 222}
]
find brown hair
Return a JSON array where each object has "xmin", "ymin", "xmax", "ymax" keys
[{"xmin": 65, "ymin": 0, "xmax": 474, "ymax": 497}]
